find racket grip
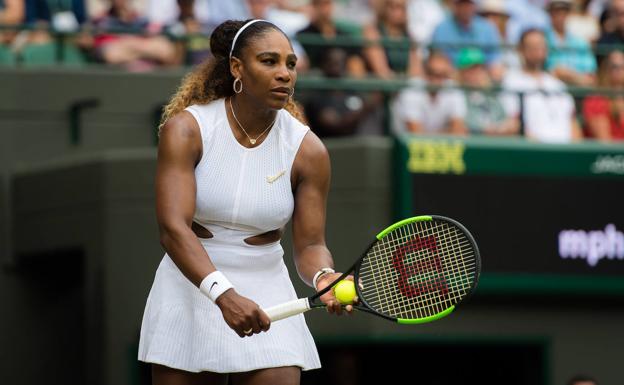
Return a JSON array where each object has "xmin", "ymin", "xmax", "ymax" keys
[{"xmin": 263, "ymin": 298, "xmax": 310, "ymax": 322}]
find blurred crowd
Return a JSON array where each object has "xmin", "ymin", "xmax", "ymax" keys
[{"xmin": 1, "ymin": 0, "xmax": 624, "ymax": 143}]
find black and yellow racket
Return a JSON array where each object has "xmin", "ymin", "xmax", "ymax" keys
[{"xmin": 263, "ymin": 215, "xmax": 480, "ymax": 324}]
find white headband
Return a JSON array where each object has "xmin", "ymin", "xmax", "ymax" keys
[{"xmin": 229, "ymin": 19, "xmax": 269, "ymax": 59}]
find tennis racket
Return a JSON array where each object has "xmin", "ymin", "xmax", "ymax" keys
[{"xmin": 263, "ymin": 215, "xmax": 480, "ymax": 324}]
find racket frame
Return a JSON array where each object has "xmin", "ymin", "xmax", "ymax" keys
[{"xmin": 265, "ymin": 215, "xmax": 480, "ymax": 324}]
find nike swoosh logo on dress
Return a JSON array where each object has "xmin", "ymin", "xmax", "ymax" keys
[{"xmin": 266, "ymin": 170, "xmax": 286, "ymax": 184}]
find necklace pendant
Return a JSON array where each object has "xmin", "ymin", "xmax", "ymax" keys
[{"xmin": 249, "ymin": 138, "xmax": 257, "ymax": 145}]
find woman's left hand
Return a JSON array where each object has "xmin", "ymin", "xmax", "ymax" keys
[{"xmin": 315, "ymin": 273, "xmax": 357, "ymax": 316}]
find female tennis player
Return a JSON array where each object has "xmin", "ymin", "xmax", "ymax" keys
[{"xmin": 138, "ymin": 19, "xmax": 351, "ymax": 385}]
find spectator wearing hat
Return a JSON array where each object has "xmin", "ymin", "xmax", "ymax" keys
[
  {"xmin": 393, "ymin": 51, "xmax": 467, "ymax": 135},
  {"xmin": 458, "ymin": 47, "xmax": 519, "ymax": 135},
  {"xmin": 478, "ymin": 0, "xmax": 522, "ymax": 70},
  {"xmin": 502, "ymin": 29, "xmax": 582, "ymax": 143},
  {"xmin": 431, "ymin": 0, "xmax": 504, "ymax": 81},
  {"xmin": 545, "ymin": 0, "xmax": 597, "ymax": 86}
]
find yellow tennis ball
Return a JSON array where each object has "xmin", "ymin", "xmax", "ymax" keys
[{"xmin": 333, "ymin": 280, "xmax": 356, "ymax": 305}]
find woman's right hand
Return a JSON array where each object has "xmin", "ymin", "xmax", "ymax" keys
[{"xmin": 215, "ymin": 289, "xmax": 271, "ymax": 338}]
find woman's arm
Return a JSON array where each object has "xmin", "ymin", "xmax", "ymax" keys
[
  {"xmin": 156, "ymin": 112, "xmax": 214, "ymax": 285},
  {"xmin": 407, "ymin": 47, "xmax": 423, "ymax": 78},
  {"xmin": 291, "ymin": 132, "xmax": 351, "ymax": 315},
  {"xmin": 362, "ymin": 24, "xmax": 394, "ymax": 79},
  {"xmin": 157, "ymin": 112, "xmax": 269, "ymax": 336},
  {"xmin": 585, "ymin": 115, "xmax": 612, "ymax": 141}
]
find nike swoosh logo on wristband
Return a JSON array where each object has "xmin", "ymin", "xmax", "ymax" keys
[{"xmin": 209, "ymin": 282, "xmax": 218, "ymax": 294}]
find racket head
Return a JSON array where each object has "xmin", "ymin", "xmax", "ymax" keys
[{"xmin": 353, "ymin": 215, "xmax": 480, "ymax": 324}]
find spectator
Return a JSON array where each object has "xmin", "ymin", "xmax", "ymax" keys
[
  {"xmin": 506, "ymin": 0, "xmax": 551, "ymax": 44},
  {"xmin": 567, "ymin": 374, "xmax": 599, "ymax": 385},
  {"xmin": 589, "ymin": 0, "xmax": 610, "ymax": 19},
  {"xmin": 406, "ymin": 0, "xmax": 445, "ymax": 46},
  {"xmin": 458, "ymin": 47, "xmax": 519, "ymax": 135},
  {"xmin": 1, "ymin": 0, "xmax": 24, "ymax": 26},
  {"xmin": 166, "ymin": 0, "xmax": 212, "ymax": 65},
  {"xmin": 502, "ymin": 29, "xmax": 582, "ymax": 143},
  {"xmin": 303, "ymin": 47, "xmax": 382, "ymax": 137},
  {"xmin": 394, "ymin": 51, "xmax": 467, "ymax": 135},
  {"xmin": 243, "ymin": 0, "xmax": 309, "ymax": 71},
  {"xmin": 25, "ymin": 0, "xmax": 87, "ymax": 30},
  {"xmin": 597, "ymin": 0, "xmax": 624, "ymax": 64},
  {"xmin": 545, "ymin": 0, "xmax": 597, "ymax": 86},
  {"xmin": 296, "ymin": 0, "xmax": 366, "ymax": 76},
  {"xmin": 244, "ymin": 0, "xmax": 309, "ymax": 38},
  {"xmin": 478, "ymin": 0, "xmax": 522, "ymax": 70},
  {"xmin": 332, "ymin": 0, "xmax": 375, "ymax": 26},
  {"xmin": 146, "ymin": 0, "xmax": 212, "ymax": 34},
  {"xmin": 431, "ymin": 0, "xmax": 504, "ymax": 81},
  {"xmin": 363, "ymin": 0, "xmax": 422, "ymax": 78},
  {"xmin": 582, "ymin": 50, "xmax": 624, "ymax": 141},
  {"xmin": 599, "ymin": 3, "xmax": 617, "ymax": 36},
  {"xmin": 92, "ymin": 0, "xmax": 180, "ymax": 70},
  {"xmin": 567, "ymin": 0, "xmax": 600, "ymax": 43},
  {"xmin": 0, "ymin": 0, "xmax": 24, "ymax": 50}
]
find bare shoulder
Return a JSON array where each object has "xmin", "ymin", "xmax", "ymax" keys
[
  {"xmin": 298, "ymin": 130, "xmax": 329, "ymax": 166},
  {"xmin": 293, "ymin": 130, "xmax": 330, "ymax": 186},
  {"xmin": 158, "ymin": 111, "xmax": 202, "ymax": 163},
  {"xmin": 159, "ymin": 111, "xmax": 201, "ymax": 140}
]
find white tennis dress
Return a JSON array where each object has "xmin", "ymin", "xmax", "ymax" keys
[{"xmin": 138, "ymin": 98, "xmax": 321, "ymax": 373}]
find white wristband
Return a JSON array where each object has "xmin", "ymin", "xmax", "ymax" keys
[
  {"xmin": 312, "ymin": 267, "xmax": 335, "ymax": 290},
  {"xmin": 199, "ymin": 271, "xmax": 234, "ymax": 303}
]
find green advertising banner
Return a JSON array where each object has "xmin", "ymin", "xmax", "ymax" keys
[{"xmin": 395, "ymin": 135, "xmax": 624, "ymax": 296}]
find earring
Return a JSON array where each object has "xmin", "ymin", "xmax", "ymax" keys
[
  {"xmin": 289, "ymin": 88, "xmax": 295, "ymax": 98},
  {"xmin": 233, "ymin": 78, "xmax": 243, "ymax": 94}
]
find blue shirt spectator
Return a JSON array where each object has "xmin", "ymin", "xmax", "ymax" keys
[
  {"xmin": 545, "ymin": 28, "xmax": 597, "ymax": 75},
  {"xmin": 431, "ymin": 0, "xmax": 502, "ymax": 68},
  {"xmin": 545, "ymin": 0, "xmax": 596, "ymax": 86}
]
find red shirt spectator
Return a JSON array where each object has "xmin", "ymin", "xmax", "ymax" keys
[
  {"xmin": 582, "ymin": 50, "xmax": 624, "ymax": 141},
  {"xmin": 582, "ymin": 95, "xmax": 624, "ymax": 140}
]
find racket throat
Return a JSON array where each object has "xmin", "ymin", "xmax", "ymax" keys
[{"xmin": 263, "ymin": 298, "xmax": 311, "ymax": 322}]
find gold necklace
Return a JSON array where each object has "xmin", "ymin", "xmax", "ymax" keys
[{"xmin": 229, "ymin": 97, "xmax": 277, "ymax": 145}]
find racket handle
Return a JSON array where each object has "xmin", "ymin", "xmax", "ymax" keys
[{"xmin": 263, "ymin": 298, "xmax": 310, "ymax": 322}]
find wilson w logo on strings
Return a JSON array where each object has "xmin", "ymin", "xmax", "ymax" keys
[{"xmin": 392, "ymin": 236, "xmax": 449, "ymax": 298}]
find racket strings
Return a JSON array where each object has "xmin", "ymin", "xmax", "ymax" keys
[{"xmin": 358, "ymin": 220, "xmax": 477, "ymax": 320}]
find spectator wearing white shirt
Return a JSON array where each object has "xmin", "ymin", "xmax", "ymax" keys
[
  {"xmin": 394, "ymin": 51, "xmax": 467, "ymax": 135},
  {"xmin": 407, "ymin": 0, "xmax": 445, "ymax": 46},
  {"xmin": 502, "ymin": 28, "xmax": 582, "ymax": 143}
]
